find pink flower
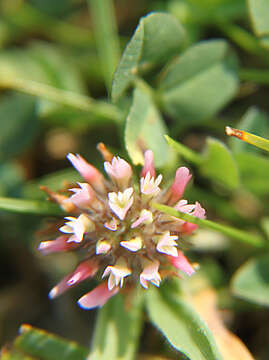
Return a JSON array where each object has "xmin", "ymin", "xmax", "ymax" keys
[
  {"xmin": 49, "ymin": 260, "xmax": 98, "ymax": 299},
  {"xmin": 78, "ymin": 282, "xmax": 119, "ymax": 309},
  {"xmin": 168, "ymin": 249, "xmax": 195, "ymax": 276},
  {"xmin": 141, "ymin": 150, "xmax": 155, "ymax": 178},
  {"xmin": 169, "ymin": 167, "xmax": 192, "ymax": 204},
  {"xmin": 67, "ymin": 153, "xmax": 105, "ymax": 193},
  {"xmin": 120, "ymin": 236, "xmax": 143, "ymax": 252},
  {"xmin": 140, "ymin": 260, "xmax": 161, "ymax": 289},
  {"xmin": 59, "ymin": 214, "xmax": 95, "ymax": 243},
  {"xmin": 104, "ymin": 156, "xmax": 132, "ymax": 189}
]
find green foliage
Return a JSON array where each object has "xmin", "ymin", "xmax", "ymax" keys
[
  {"xmin": 125, "ymin": 87, "xmax": 173, "ymax": 167},
  {"xmin": 200, "ymin": 137, "xmax": 239, "ymax": 189},
  {"xmin": 1, "ymin": 2, "xmax": 269, "ymax": 359},
  {"xmin": 89, "ymin": 292, "xmax": 143, "ymax": 360},
  {"xmin": 158, "ymin": 40, "xmax": 239, "ymax": 122},
  {"xmin": 1, "ymin": 324, "xmax": 88, "ymax": 360},
  {"xmin": 146, "ymin": 282, "xmax": 223, "ymax": 360},
  {"xmin": 0, "ymin": 93, "xmax": 38, "ymax": 161},
  {"xmin": 112, "ymin": 12, "xmax": 185, "ymax": 102},
  {"xmin": 232, "ymin": 254, "xmax": 269, "ymax": 306}
]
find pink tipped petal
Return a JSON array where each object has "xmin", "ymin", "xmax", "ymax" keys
[
  {"xmin": 49, "ymin": 260, "xmax": 98, "ymax": 299},
  {"xmin": 67, "ymin": 153, "xmax": 105, "ymax": 192},
  {"xmin": 141, "ymin": 150, "xmax": 155, "ymax": 178},
  {"xmin": 104, "ymin": 217, "xmax": 118, "ymax": 231},
  {"xmin": 169, "ymin": 167, "xmax": 192, "ymax": 204},
  {"xmin": 131, "ymin": 209, "xmax": 153, "ymax": 228},
  {"xmin": 168, "ymin": 250, "xmax": 195, "ymax": 276},
  {"xmin": 140, "ymin": 173, "xmax": 162, "ymax": 197},
  {"xmin": 104, "ymin": 156, "xmax": 132, "ymax": 189},
  {"xmin": 78, "ymin": 283, "xmax": 119, "ymax": 309},
  {"xmin": 38, "ymin": 236, "xmax": 78, "ymax": 255},
  {"xmin": 69, "ymin": 183, "xmax": 97, "ymax": 209}
]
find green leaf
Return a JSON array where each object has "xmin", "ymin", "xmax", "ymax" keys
[
  {"xmin": 0, "ymin": 93, "xmax": 38, "ymax": 161},
  {"xmin": 89, "ymin": 291, "xmax": 143, "ymax": 360},
  {"xmin": 0, "ymin": 197, "xmax": 63, "ymax": 216},
  {"xmin": 232, "ymin": 254, "xmax": 269, "ymax": 306},
  {"xmin": 112, "ymin": 12, "xmax": 185, "ymax": 102},
  {"xmin": 200, "ymin": 137, "xmax": 239, "ymax": 189},
  {"xmin": 235, "ymin": 152, "xmax": 269, "ymax": 196},
  {"xmin": 248, "ymin": 0, "xmax": 269, "ymax": 37},
  {"xmin": 146, "ymin": 283, "xmax": 222, "ymax": 360},
  {"xmin": 125, "ymin": 87, "xmax": 173, "ymax": 168},
  {"xmin": 12, "ymin": 324, "xmax": 88, "ymax": 360},
  {"xmin": 229, "ymin": 107, "xmax": 269, "ymax": 154},
  {"xmin": 159, "ymin": 40, "xmax": 239, "ymax": 123}
]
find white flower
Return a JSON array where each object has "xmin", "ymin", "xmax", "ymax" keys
[
  {"xmin": 120, "ymin": 236, "xmax": 143, "ymax": 252},
  {"xmin": 140, "ymin": 260, "xmax": 161, "ymax": 289},
  {"xmin": 59, "ymin": 214, "xmax": 95, "ymax": 242},
  {"xmin": 156, "ymin": 231, "xmax": 178, "ymax": 257},
  {"xmin": 108, "ymin": 187, "xmax": 134, "ymax": 220},
  {"xmin": 102, "ymin": 258, "xmax": 131, "ymax": 290},
  {"xmin": 140, "ymin": 172, "xmax": 162, "ymax": 197}
]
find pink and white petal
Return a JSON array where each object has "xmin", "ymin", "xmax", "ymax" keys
[
  {"xmin": 169, "ymin": 167, "xmax": 192, "ymax": 204},
  {"xmin": 78, "ymin": 283, "xmax": 119, "ymax": 309},
  {"xmin": 168, "ymin": 250, "xmax": 195, "ymax": 276},
  {"xmin": 67, "ymin": 153, "xmax": 105, "ymax": 192},
  {"xmin": 38, "ymin": 235, "xmax": 78, "ymax": 254},
  {"xmin": 49, "ymin": 260, "xmax": 98, "ymax": 299},
  {"xmin": 141, "ymin": 150, "xmax": 155, "ymax": 178}
]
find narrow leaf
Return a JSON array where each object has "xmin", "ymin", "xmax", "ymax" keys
[
  {"xmin": 146, "ymin": 284, "xmax": 222, "ymax": 360},
  {"xmin": 89, "ymin": 291, "xmax": 143, "ymax": 360},
  {"xmin": 14, "ymin": 324, "xmax": 88, "ymax": 360}
]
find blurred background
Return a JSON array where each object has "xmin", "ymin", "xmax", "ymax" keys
[{"xmin": 1, "ymin": 0, "xmax": 269, "ymax": 359}]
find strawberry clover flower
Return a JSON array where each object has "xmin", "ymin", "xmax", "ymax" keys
[{"xmin": 39, "ymin": 146, "xmax": 205, "ymax": 309}]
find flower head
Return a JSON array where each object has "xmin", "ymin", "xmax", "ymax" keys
[{"xmin": 39, "ymin": 148, "xmax": 205, "ymax": 309}]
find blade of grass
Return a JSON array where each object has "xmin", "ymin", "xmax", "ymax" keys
[
  {"xmin": 88, "ymin": 0, "xmax": 120, "ymax": 92},
  {"xmin": 152, "ymin": 203, "xmax": 266, "ymax": 248},
  {"xmin": 226, "ymin": 126, "xmax": 269, "ymax": 152}
]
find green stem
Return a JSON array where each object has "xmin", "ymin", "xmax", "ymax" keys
[
  {"xmin": 239, "ymin": 68, "xmax": 269, "ymax": 84},
  {"xmin": 88, "ymin": 0, "xmax": 121, "ymax": 92},
  {"xmin": 217, "ymin": 22, "xmax": 269, "ymax": 61},
  {"xmin": 152, "ymin": 203, "xmax": 266, "ymax": 248},
  {"xmin": 0, "ymin": 197, "xmax": 63, "ymax": 216},
  {"xmin": 165, "ymin": 135, "xmax": 203, "ymax": 166},
  {"xmin": 0, "ymin": 77, "xmax": 123, "ymax": 123}
]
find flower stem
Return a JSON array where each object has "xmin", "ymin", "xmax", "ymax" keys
[
  {"xmin": 152, "ymin": 203, "xmax": 266, "ymax": 248},
  {"xmin": 0, "ymin": 77, "xmax": 123, "ymax": 123}
]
